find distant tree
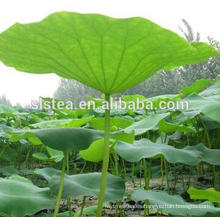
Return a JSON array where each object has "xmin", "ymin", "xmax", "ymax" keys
[
  {"xmin": 54, "ymin": 79, "xmax": 101, "ymax": 104},
  {"xmin": 0, "ymin": 95, "xmax": 11, "ymax": 106},
  {"xmin": 178, "ymin": 19, "xmax": 200, "ymax": 42}
]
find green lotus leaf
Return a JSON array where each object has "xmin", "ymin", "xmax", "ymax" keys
[
  {"xmin": 8, "ymin": 175, "xmax": 33, "ymax": 184},
  {"xmin": 184, "ymin": 143, "xmax": 220, "ymax": 165},
  {"xmin": 158, "ymin": 119, "xmax": 196, "ymax": 133},
  {"xmin": 188, "ymin": 187, "xmax": 220, "ymax": 204},
  {"xmin": 115, "ymin": 139, "xmax": 202, "ymax": 165},
  {"xmin": 200, "ymin": 116, "xmax": 220, "ymax": 130},
  {"xmin": 9, "ymin": 128, "xmax": 103, "ymax": 152},
  {"xmin": 31, "ymin": 116, "xmax": 93, "ymax": 128},
  {"xmin": 131, "ymin": 189, "xmax": 220, "ymax": 216},
  {"xmin": 125, "ymin": 113, "xmax": 170, "ymax": 135},
  {"xmin": 35, "ymin": 168, "xmax": 125, "ymax": 202},
  {"xmin": 34, "ymin": 167, "xmax": 61, "ymax": 182},
  {"xmin": 80, "ymin": 138, "xmax": 104, "ymax": 162},
  {"xmin": 199, "ymin": 82, "xmax": 220, "ymax": 97},
  {"xmin": 180, "ymin": 78, "xmax": 212, "ymax": 97},
  {"xmin": 0, "ymin": 178, "xmax": 54, "ymax": 216},
  {"xmin": 0, "ymin": 12, "xmax": 218, "ymax": 94},
  {"xmin": 46, "ymin": 147, "xmax": 64, "ymax": 163},
  {"xmin": 112, "ymin": 131, "xmax": 134, "ymax": 144},
  {"xmin": 32, "ymin": 152, "xmax": 49, "ymax": 161},
  {"xmin": 184, "ymin": 92, "xmax": 220, "ymax": 123},
  {"xmin": 89, "ymin": 117, "xmax": 133, "ymax": 131}
]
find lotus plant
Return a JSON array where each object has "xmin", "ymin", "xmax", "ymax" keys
[{"xmin": 0, "ymin": 11, "xmax": 219, "ymax": 216}]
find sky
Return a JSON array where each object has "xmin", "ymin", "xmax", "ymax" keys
[{"xmin": 0, "ymin": 0, "xmax": 219, "ymax": 105}]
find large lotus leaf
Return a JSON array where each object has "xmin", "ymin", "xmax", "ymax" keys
[
  {"xmin": 79, "ymin": 133, "xmax": 134, "ymax": 162},
  {"xmin": 0, "ymin": 12, "xmax": 218, "ymax": 94},
  {"xmin": 146, "ymin": 94, "xmax": 180, "ymax": 109},
  {"xmin": 35, "ymin": 168, "xmax": 125, "ymax": 202},
  {"xmin": 158, "ymin": 119, "xmax": 196, "ymax": 133},
  {"xmin": 184, "ymin": 94, "xmax": 220, "ymax": 123},
  {"xmin": 31, "ymin": 117, "xmax": 93, "ymax": 128},
  {"xmin": 89, "ymin": 117, "xmax": 133, "ymax": 131},
  {"xmin": 200, "ymin": 116, "xmax": 220, "ymax": 130},
  {"xmin": 112, "ymin": 131, "xmax": 134, "ymax": 144},
  {"xmin": 9, "ymin": 128, "xmax": 103, "ymax": 152},
  {"xmin": 199, "ymin": 82, "xmax": 220, "ymax": 97},
  {"xmin": 8, "ymin": 174, "xmax": 33, "ymax": 184},
  {"xmin": 188, "ymin": 187, "xmax": 220, "ymax": 204},
  {"xmin": 184, "ymin": 143, "xmax": 220, "ymax": 165},
  {"xmin": 46, "ymin": 147, "xmax": 64, "ymax": 163},
  {"xmin": 32, "ymin": 147, "xmax": 64, "ymax": 163},
  {"xmin": 180, "ymin": 78, "xmax": 212, "ymax": 97},
  {"xmin": 131, "ymin": 189, "xmax": 220, "ymax": 217},
  {"xmin": 115, "ymin": 139, "xmax": 201, "ymax": 165},
  {"xmin": 125, "ymin": 113, "xmax": 169, "ymax": 135},
  {"xmin": 50, "ymin": 173, "xmax": 125, "ymax": 202},
  {"xmin": 0, "ymin": 178, "xmax": 54, "ymax": 216},
  {"xmin": 80, "ymin": 138, "xmax": 104, "ymax": 162},
  {"xmin": 34, "ymin": 167, "xmax": 61, "ymax": 182}
]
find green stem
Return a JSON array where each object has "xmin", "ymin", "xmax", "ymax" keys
[
  {"xmin": 96, "ymin": 94, "xmax": 111, "ymax": 217},
  {"xmin": 25, "ymin": 148, "xmax": 32, "ymax": 168},
  {"xmin": 79, "ymin": 196, "xmax": 86, "ymax": 217},
  {"xmin": 142, "ymin": 159, "xmax": 149, "ymax": 190},
  {"xmin": 121, "ymin": 159, "xmax": 127, "ymax": 179},
  {"xmin": 201, "ymin": 120, "xmax": 216, "ymax": 187},
  {"xmin": 164, "ymin": 160, "xmax": 170, "ymax": 192},
  {"xmin": 131, "ymin": 163, "xmax": 135, "ymax": 186},
  {"xmin": 53, "ymin": 151, "xmax": 67, "ymax": 217},
  {"xmin": 160, "ymin": 157, "xmax": 164, "ymax": 189},
  {"xmin": 66, "ymin": 153, "xmax": 72, "ymax": 215},
  {"xmin": 144, "ymin": 200, "xmax": 149, "ymax": 216}
]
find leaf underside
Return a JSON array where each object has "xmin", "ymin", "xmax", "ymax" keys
[{"xmin": 0, "ymin": 11, "xmax": 218, "ymax": 94}]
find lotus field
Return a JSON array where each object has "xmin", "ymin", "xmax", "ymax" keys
[{"xmin": 0, "ymin": 12, "xmax": 219, "ymax": 217}]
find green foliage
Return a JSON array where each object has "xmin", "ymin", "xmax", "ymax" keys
[
  {"xmin": 10, "ymin": 128, "xmax": 103, "ymax": 151},
  {"xmin": 0, "ymin": 178, "xmax": 54, "ymax": 216},
  {"xmin": 131, "ymin": 189, "xmax": 220, "ymax": 216},
  {"xmin": 116, "ymin": 139, "xmax": 202, "ymax": 165},
  {"xmin": 35, "ymin": 168, "xmax": 125, "ymax": 201},
  {"xmin": 188, "ymin": 187, "xmax": 220, "ymax": 204},
  {"xmin": 80, "ymin": 139, "xmax": 104, "ymax": 162},
  {"xmin": 158, "ymin": 119, "xmax": 196, "ymax": 133},
  {"xmin": 0, "ymin": 12, "xmax": 218, "ymax": 94},
  {"xmin": 125, "ymin": 113, "xmax": 169, "ymax": 135},
  {"xmin": 31, "ymin": 117, "xmax": 93, "ymax": 128},
  {"xmin": 0, "ymin": 11, "xmax": 219, "ymax": 217},
  {"xmin": 0, "ymin": 104, "xmax": 17, "ymax": 114},
  {"xmin": 184, "ymin": 93, "xmax": 220, "ymax": 123},
  {"xmin": 89, "ymin": 117, "xmax": 133, "ymax": 131},
  {"xmin": 116, "ymin": 140, "xmax": 220, "ymax": 166},
  {"xmin": 184, "ymin": 143, "xmax": 220, "ymax": 165},
  {"xmin": 180, "ymin": 78, "xmax": 212, "ymax": 96}
]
